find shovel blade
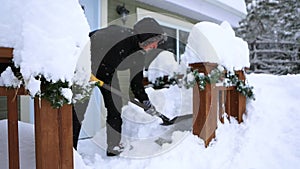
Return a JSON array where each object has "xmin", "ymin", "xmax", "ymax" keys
[
  {"xmin": 160, "ymin": 114, "xmax": 192, "ymax": 126},
  {"xmin": 160, "ymin": 117, "xmax": 177, "ymax": 126}
]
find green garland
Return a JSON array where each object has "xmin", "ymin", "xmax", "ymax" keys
[
  {"xmin": 6, "ymin": 60, "xmax": 254, "ymax": 108},
  {"xmin": 37, "ymin": 79, "xmax": 93, "ymax": 109},
  {"xmin": 39, "ymin": 78, "xmax": 70, "ymax": 108},
  {"xmin": 5, "ymin": 63, "xmax": 93, "ymax": 108},
  {"xmin": 225, "ymin": 72, "xmax": 255, "ymax": 99},
  {"xmin": 38, "ymin": 76, "xmax": 93, "ymax": 108},
  {"xmin": 148, "ymin": 67, "xmax": 255, "ymax": 100}
]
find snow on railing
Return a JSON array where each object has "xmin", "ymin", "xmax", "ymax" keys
[{"xmin": 0, "ymin": 47, "xmax": 73, "ymax": 169}]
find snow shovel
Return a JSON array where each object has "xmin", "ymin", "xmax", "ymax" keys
[{"xmin": 90, "ymin": 75, "xmax": 177, "ymax": 125}]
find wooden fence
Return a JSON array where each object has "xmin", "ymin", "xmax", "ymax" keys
[
  {"xmin": 143, "ymin": 62, "xmax": 247, "ymax": 147},
  {"xmin": 190, "ymin": 63, "xmax": 246, "ymax": 147},
  {"xmin": 0, "ymin": 47, "xmax": 73, "ymax": 169}
]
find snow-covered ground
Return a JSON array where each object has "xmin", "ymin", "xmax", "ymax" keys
[
  {"xmin": 1, "ymin": 73, "xmax": 300, "ymax": 169},
  {"xmin": 1, "ymin": 1, "xmax": 299, "ymax": 169}
]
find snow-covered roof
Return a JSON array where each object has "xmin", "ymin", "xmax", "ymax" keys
[{"xmin": 137, "ymin": 0, "xmax": 247, "ymax": 27}]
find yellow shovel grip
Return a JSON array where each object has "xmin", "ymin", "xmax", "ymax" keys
[{"xmin": 90, "ymin": 74, "xmax": 104, "ymax": 87}]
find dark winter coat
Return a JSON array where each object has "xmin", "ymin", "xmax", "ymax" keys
[
  {"xmin": 73, "ymin": 18, "xmax": 166, "ymax": 150},
  {"xmin": 90, "ymin": 25, "xmax": 149, "ymax": 102}
]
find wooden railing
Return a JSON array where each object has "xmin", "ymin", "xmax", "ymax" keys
[
  {"xmin": 0, "ymin": 47, "xmax": 73, "ymax": 169},
  {"xmin": 190, "ymin": 63, "xmax": 246, "ymax": 147},
  {"xmin": 0, "ymin": 47, "xmax": 13, "ymax": 63},
  {"xmin": 0, "ymin": 87, "xmax": 26, "ymax": 169},
  {"xmin": 143, "ymin": 62, "xmax": 247, "ymax": 147}
]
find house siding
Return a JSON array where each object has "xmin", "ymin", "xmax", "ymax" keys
[{"xmin": 108, "ymin": 0, "xmax": 197, "ymax": 27}]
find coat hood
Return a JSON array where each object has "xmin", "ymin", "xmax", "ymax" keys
[{"xmin": 133, "ymin": 17, "xmax": 165, "ymax": 44}]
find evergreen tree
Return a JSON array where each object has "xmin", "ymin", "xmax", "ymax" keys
[{"xmin": 236, "ymin": 0, "xmax": 300, "ymax": 74}]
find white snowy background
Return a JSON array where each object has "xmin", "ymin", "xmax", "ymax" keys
[{"xmin": 0, "ymin": 0, "xmax": 299, "ymax": 169}]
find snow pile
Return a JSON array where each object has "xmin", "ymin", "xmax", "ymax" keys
[
  {"xmin": 77, "ymin": 74, "xmax": 300, "ymax": 169},
  {"xmin": 1, "ymin": 74, "xmax": 300, "ymax": 168},
  {"xmin": 0, "ymin": 120, "xmax": 90, "ymax": 169},
  {"xmin": 0, "ymin": 0, "xmax": 91, "ymax": 96},
  {"xmin": 181, "ymin": 21, "xmax": 250, "ymax": 72},
  {"xmin": 0, "ymin": 120, "xmax": 35, "ymax": 169},
  {"xmin": 0, "ymin": 67, "xmax": 21, "ymax": 87},
  {"xmin": 147, "ymin": 51, "xmax": 181, "ymax": 82}
]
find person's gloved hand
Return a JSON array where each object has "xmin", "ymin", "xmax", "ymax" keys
[{"xmin": 143, "ymin": 100, "xmax": 158, "ymax": 116}]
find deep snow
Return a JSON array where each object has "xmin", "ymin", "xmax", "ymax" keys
[
  {"xmin": 1, "ymin": 73, "xmax": 300, "ymax": 169},
  {"xmin": 1, "ymin": 0, "xmax": 299, "ymax": 168}
]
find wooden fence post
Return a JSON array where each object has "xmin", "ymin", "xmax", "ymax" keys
[
  {"xmin": 34, "ymin": 98, "xmax": 73, "ymax": 169},
  {"xmin": 7, "ymin": 90, "xmax": 20, "ymax": 169},
  {"xmin": 189, "ymin": 62, "xmax": 247, "ymax": 147},
  {"xmin": 218, "ymin": 90, "xmax": 226, "ymax": 123},
  {"xmin": 226, "ymin": 70, "xmax": 246, "ymax": 123},
  {"xmin": 1, "ymin": 47, "xmax": 20, "ymax": 169},
  {"xmin": 1, "ymin": 47, "xmax": 74, "ymax": 169},
  {"xmin": 190, "ymin": 62, "xmax": 218, "ymax": 147}
]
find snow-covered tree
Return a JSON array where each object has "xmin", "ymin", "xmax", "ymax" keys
[{"xmin": 236, "ymin": 0, "xmax": 300, "ymax": 74}]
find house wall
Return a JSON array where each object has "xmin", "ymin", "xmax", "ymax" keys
[
  {"xmin": 137, "ymin": 0, "xmax": 246, "ymax": 27},
  {"xmin": 108, "ymin": 0, "xmax": 197, "ymax": 27}
]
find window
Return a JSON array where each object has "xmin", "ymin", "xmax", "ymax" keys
[
  {"xmin": 161, "ymin": 26, "xmax": 189, "ymax": 62},
  {"xmin": 137, "ymin": 8, "xmax": 193, "ymax": 63}
]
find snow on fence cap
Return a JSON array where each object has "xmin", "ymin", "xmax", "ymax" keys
[
  {"xmin": 0, "ymin": 0, "xmax": 91, "ymax": 96},
  {"xmin": 182, "ymin": 21, "xmax": 250, "ymax": 72}
]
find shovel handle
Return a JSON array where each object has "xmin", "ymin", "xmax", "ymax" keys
[
  {"xmin": 90, "ymin": 74, "xmax": 173, "ymax": 125},
  {"xmin": 90, "ymin": 74, "xmax": 104, "ymax": 87},
  {"xmin": 91, "ymin": 74, "xmax": 149, "ymax": 109}
]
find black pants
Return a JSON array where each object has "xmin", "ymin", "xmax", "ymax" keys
[
  {"xmin": 72, "ymin": 107, "xmax": 81, "ymax": 150},
  {"xmin": 99, "ymin": 77, "xmax": 123, "ymax": 151},
  {"xmin": 72, "ymin": 96, "xmax": 89, "ymax": 150},
  {"xmin": 72, "ymin": 75, "xmax": 123, "ymax": 151}
]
